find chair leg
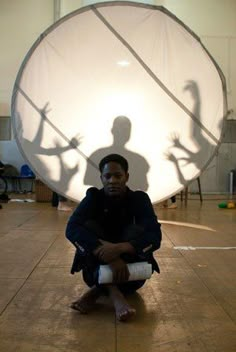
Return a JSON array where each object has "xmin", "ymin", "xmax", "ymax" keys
[
  {"xmin": 180, "ymin": 178, "xmax": 202, "ymax": 206},
  {"xmin": 184, "ymin": 187, "xmax": 188, "ymax": 207},
  {"xmin": 197, "ymin": 177, "xmax": 203, "ymax": 203},
  {"xmin": 180, "ymin": 187, "xmax": 188, "ymax": 206}
]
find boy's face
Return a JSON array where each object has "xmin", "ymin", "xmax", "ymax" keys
[{"xmin": 101, "ymin": 161, "xmax": 129, "ymax": 197}]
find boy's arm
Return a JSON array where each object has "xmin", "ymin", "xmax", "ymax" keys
[
  {"xmin": 128, "ymin": 191, "xmax": 162, "ymax": 256},
  {"xmin": 65, "ymin": 188, "xmax": 101, "ymax": 254}
]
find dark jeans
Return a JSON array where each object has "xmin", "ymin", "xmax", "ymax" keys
[
  {"xmin": 52, "ymin": 192, "xmax": 67, "ymax": 207},
  {"xmin": 170, "ymin": 195, "xmax": 176, "ymax": 203}
]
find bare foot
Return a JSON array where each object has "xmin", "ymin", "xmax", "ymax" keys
[
  {"xmin": 168, "ymin": 203, "xmax": 177, "ymax": 209},
  {"xmin": 70, "ymin": 287, "xmax": 102, "ymax": 314},
  {"xmin": 116, "ymin": 305, "xmax": 136, "ymax": 321},
  {"xmin": 57, "ymin": 201, "xmax": 72, "ymax": 212},
  {"xmin": 108, "ymin": 285, "xmax": 136, "ymax": 322},
  {"xmin": 160, "ymin": 200, "xmax": 168, "ymax": 209}
]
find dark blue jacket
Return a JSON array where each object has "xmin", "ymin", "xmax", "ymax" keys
[{"xmin": 66, "ymin": 187, "xmax": 162, "ymax": 272}]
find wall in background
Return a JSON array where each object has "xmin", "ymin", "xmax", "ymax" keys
[{"xmin": 0, "ymin": 0, "xmax": 54, "ymax": 170}]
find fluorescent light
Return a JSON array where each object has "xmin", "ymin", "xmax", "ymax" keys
[{"xmin": 117, "ymin": 60, "xmax": 130, "ymax": 67}]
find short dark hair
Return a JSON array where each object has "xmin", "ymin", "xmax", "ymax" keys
[{"xmin": 99, "ymin": 154, "xmax": 129, "ymax": 173}]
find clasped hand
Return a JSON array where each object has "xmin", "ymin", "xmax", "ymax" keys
[
  {"xmin": 109, "ymin": 258, "xmax": 130, "ymax": 283},
  {"xmin": 95, "ymin": 241, "xmax": 130, "ymax": 282},
  {"xmin": 95, "ymin": 241, "xmax": 121, "ymax": 263}
]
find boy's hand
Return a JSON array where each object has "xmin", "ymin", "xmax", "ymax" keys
[
  {"xmin": 109, "ymin": 258, "xmax": 130, "ymax": 283},
  {"xmin": 95, "ymin": 242, "xmax": 121, "ymax": 263},
  {"xmin": 94, "ymin": 241, "xmax": 135, "ymax": 263}
]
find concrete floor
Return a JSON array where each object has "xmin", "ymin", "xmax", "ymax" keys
[{"xmin": 0, "ymin": 195, "xmax": 235, "ymax": 352}]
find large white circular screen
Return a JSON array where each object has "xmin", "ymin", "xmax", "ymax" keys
[{"xmin": 12, "ymin": 2, "xmax": 227, "ymax": 202}]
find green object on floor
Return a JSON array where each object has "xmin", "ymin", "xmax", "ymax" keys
[{"xmin": 218, "ymin": 202, "xmax": 227, "ymax": 208}]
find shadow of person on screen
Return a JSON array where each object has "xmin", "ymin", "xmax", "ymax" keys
[
  {"xmin": 52, "ymin": 138, "xmax": 79, "ymax": 194},
  {"xmin": 16, "ymin": 102, "xmax": 82, "ymax": 192},
  {"xmin": 164, "ymin": 80, "xmax": 219, "ymax": 187},
  {"xmin": 84, "ymin": 115, "xmax": 150, "ymax": 191}
]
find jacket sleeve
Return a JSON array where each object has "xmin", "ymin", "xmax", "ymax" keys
[
  {"xmin": 65, "ymin": 188, "xmax": 101, "ymax": 254},
  {"xmin": 129, "ymin": 191, "xmax": 162, "ymax": 256}
]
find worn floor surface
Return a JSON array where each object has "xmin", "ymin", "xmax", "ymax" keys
[{"xmin": 0, "ymin": 195, "xmax": 235, "ymax": 352}]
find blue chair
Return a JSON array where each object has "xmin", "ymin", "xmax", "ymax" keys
[
  {"xmin": 17, "ymin": 164, "xmax": 35, "ymax": 193},
  {"xmin": 20, "ymin": 164, "xmax": 35, "ymax": 178}
]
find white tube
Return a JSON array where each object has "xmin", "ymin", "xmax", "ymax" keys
[{"xmin": 98, "ymin": 262, "xmax": 152, "ymax": 284}]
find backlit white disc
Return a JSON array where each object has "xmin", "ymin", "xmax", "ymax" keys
[{"xmin": 12, "ymin": 1, "xmax": 227, "ymax": 202}]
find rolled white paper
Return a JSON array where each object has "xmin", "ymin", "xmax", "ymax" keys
[{"xmin": 98, "ymin": 262, "xmax": 152, "ymax": 284}]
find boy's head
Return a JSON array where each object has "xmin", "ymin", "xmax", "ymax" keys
[
  {"xmin": 99, "ymin": 154, "xmax": 129, "ymax": 197},
  {"xmin": 99, "ymin": 154, "xmax": 128, "ymax": 173}
]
